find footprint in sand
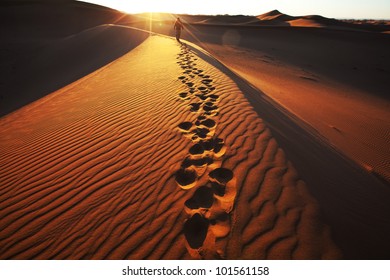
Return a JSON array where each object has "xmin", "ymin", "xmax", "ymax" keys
[
  {"xmin": 191, "ymin": 127, "xmax": 210, "ymax": 139},
  {"xmin": 189, "ymin": 103, "xmax": 201, "ymax": 112},
  {"xmin": 196, "ymin": 94, "xmax": 209, "ymax": 101},
  {"xmin": 182, "ymin": 156, "xmax": 213, "ymax": 170},
  {"xmin": 206, "ymin": 138, "xmax": 225, "ymax": 158},
  {"xmin": 211, "ymin": 138, "xmax": 225, "ymax": 155},
  {"xmin": 195, "ymin": 118, "xmax": 213, "ymax": 127},
  {"xmin": 197, "ymin": 86, "xmax": 208, "ymax": 92},
  {"xmin": 179, "ymin": 92, "xmax": 188, "ymax": 99},
  {"xmin": 175, "ymin": 168, "xmax": 197, "ymax": 189},
  {"xmin": 185, "ymin": 186, "xmax": 214, "ymax": 209},
  {"xmin": 184, "ymin": 213, "xmax": 209, "ymax": 249},
  {"xmin": 209, "ymin": 212, "xmax": 231, "ymax": 238},
  {"xmin": 209, "ymin": 168, "xmax": 234, "ymax": 185},
  {"xmin": 202, "ymin": 79, "xmax": 213, "ymax": 85},
  {"xmin": 178, "ymin": 121, "xmax": 193, "ymax": 131},
  {"xmin": 199, "ymin": 118, "xmax": 216, "ymax": 129},
  {"xmin": 189, "ymin": 143, "xmax": 204, "ymax": 155},
  {"xmin": 203, "ymin": 104, "xmax": 218, "ymax": 112},
  {"xmin": 192, "ymin": 137, "xmax": 224, "ymax": 153},
  {"xmin": 210, "ymin": 181, "xmax": 226, "ymax": 196}
]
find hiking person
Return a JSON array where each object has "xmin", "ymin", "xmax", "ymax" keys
[{"xmin": 174, "ymin": 17, "xmax": 184, "ymax": 42}]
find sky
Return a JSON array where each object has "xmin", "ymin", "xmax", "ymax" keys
[{"xmin": 84, "ymin": 0, "xmax": 390, "ymax": 19}]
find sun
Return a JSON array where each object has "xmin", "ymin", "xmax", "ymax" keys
[
  {"xmin": 85, "ymin": 0, "xmax": 223, "ymax": 15},
  {"xmin": 89, "ymin": 0, "xmax": 186, "ymax": 14},
  {"xmin": 120, "ymin": 1, "xmax": 171, "ymax": 14}
]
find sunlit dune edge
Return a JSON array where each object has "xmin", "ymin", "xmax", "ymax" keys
[
  {"xmin": 133, "ymin": 11, "xmax": 390, "ymax": 185},
  {"xmin": 0, "ymin": 25, "xmax": 344, "ymax": 259},
  {"xmin": 1, "ymin": 1, "xmax": 390, "ymax": 260}
]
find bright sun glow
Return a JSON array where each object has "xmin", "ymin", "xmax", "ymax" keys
[
  {"xmin": 84, "ymin": 0, "xmax": 390, "ymax": 19},
  {"xmin": 88, "ymin": 0, "xmax": 222, "ymax": 15}
]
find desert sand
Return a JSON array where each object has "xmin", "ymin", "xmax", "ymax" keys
[{"xmin": 0, "ymin": 1, "xmax": 389, "ymax": 259}]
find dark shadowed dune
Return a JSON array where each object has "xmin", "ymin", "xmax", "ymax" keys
[{"xmin": 0, "ymin": 0, "xmax": 144, "ymax": 116}]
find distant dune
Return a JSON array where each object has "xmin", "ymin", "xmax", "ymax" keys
[
  {"xmin": 257, "ymin": 9, "xmax": 295, "ymax": 22},
  {"xmin": 0, "ymin": 1, "xmax": 389, "ymax": 260},
  {"xmin": 175, "ymin": 9, "xmax": 390, "ymax": 31},
  {"xmin": 0, "ymin": 1, "xmax": 142, "ymax": 116}
]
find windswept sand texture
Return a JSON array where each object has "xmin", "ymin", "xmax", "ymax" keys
[
  {"xmin": 0, "ymin": 31, "xmax": 341, "ymax": 259},
  {"xmin": 1, "ymin": 1, "xmax": 389, "ymax": 260}
]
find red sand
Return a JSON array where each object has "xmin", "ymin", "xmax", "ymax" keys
[{"xmin": 0, "ymin": 2, "xmax": 389, "ymax": 259}]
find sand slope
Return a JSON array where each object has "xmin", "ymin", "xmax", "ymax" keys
[
  {"xmin": 0, "ymin": 32, "xmax": 340, "ymax": 259},
  {"xmin": 173, "ymin": 24, "xmax": 390, "ymax": 185},
  {"xmin": 0, "ymin": 0, "xmax": 140, "ymax": 116},
  {"xmin": 190, "ymin": 44, "xmax": 390, "ymax": 259},
  {"xmin": 1, "ymin": 24, "xmax": 149, "ymax": 117},
  {"xmin": 1, "ymin": 2, "xmax": 389, "ymax": 260}
]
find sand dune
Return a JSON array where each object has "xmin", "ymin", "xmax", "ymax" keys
[
  {"xmin": 136, "ymin": 16, "xmax": 390, "ymax": 186},
  {"xmin": 176, "ymin": 9, "xmax": 390, "ymax": 31},
  {"xmin": 0, "ymin": 24, "xmax": 148, "ymax": 116},
  {"xmin": 257, "ymin": 9, "xmax": 295, "ymax": 23},
  {"xmin": 189, "ymin": 43, "xmax": 390, "ymax": 258},
  {"xmin": 255, "ymin": 10, "xmax": 390, "ymax": 31},
  {"xmin": 1, "ymin": 1, "xmax": 389, "ymax": 260},
  {"xmin": 0, "ymin": 28, "xmax": 342, "ymax": 259},
  {"xmin": 0, "ymin": 1, "xmax": 140, "ymax": 116},
  {"xmin": 288, "ymin": 18, "xmax": 326, "ymax": 27},
  {"xmin": 173, "ymin": 23, "xmax": 390, "ymax": 183},
  {"xmin": 176, "ymin": 23, "xmax": 390, "ymax": 258},
  {"xmin": 0, "ymin": 0, "xmax": 125, "ymax": 38}
]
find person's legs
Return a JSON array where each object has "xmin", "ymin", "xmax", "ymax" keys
[{"xmin": 176, "ymin": 30, "xmax": 181, "ymax": 41}]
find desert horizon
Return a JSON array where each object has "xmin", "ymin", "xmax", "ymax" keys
[{"xmin": 0, "ymin": 0, "xmax": 389, "ymax": 260}]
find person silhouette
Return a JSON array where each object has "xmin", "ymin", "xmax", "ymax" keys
[{"xmin": 174, "ymin": 17, "xmax": 184, "ymax": 42}]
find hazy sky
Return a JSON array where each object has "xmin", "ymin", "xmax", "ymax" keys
[{"xmin": 85, "ymin": 0, "xmax": 390, "ymax": 19}]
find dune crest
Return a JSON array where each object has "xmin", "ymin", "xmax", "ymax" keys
[
  {"xmin": 175, "ymin": 44, "xmax": 236, "ymax": 259},
  {"xmin": 257, "ymin": 9, "xmax": 295, "ymax": 22},
  {"xmin": 0, "ymin": 32, "xmax": 341, "ymax": 259}
]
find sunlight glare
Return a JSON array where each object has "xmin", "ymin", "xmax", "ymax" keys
[{"xmin": 112, "ymin": 0, "xmax": 186, "ymax": 14}]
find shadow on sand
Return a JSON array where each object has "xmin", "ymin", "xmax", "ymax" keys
[{"xmin": 188, "ymin": 42, "xmax": 390, "ymax": 259}]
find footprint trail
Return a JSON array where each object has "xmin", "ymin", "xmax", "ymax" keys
[{"xmin": 175, "ymin": 43, "xmax": 236, "ymax": 259}]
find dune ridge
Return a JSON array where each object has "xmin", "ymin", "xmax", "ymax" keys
[
  {"xmin": 1, "ymin": 1, "xmax": 389, "ymax": 260},
  {"xmin": 186, "ymin": 41, "xmax": 390, "ymax": 259},
  {"xmin": 0, "ymin": 31, "xmax": 341, "ymax": 259},
  {"xmin": 175, "ymin": 44, "xmax": 236, "ymax": 259},
  {"xmin": 0, "ymin": 24, "xmax": 149, "ymax": 116},
  {"xmin": 144, "ymin": 10, "xmax": 390, "ymax": 32},
  {"xmin": 178, "ymin": 42, "xmax": 340, "ymax": 259},
  {"xmin": 0, "ymin": 34, "xmax": 191, "ymax": 259},
  {"xmin": 170, "ymin": 21, "xmax": 390, "ymax": 185}
]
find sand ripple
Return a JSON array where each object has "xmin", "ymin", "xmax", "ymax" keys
[{"xmin": 0, "ymin": 35, "xmax": 340, "ymax": 259}]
